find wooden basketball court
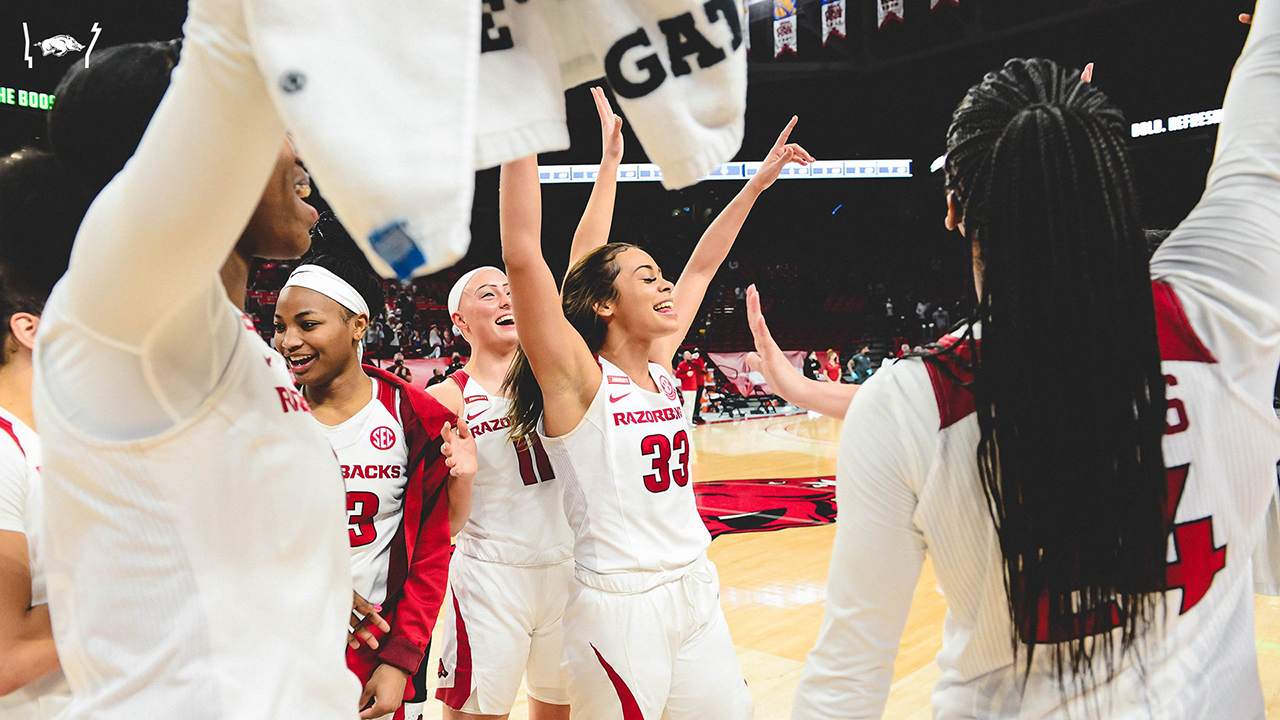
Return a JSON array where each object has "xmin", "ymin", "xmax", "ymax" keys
[{"xmin": 422, "ymin": 413, "xmax": 1280, "ymax": 719}]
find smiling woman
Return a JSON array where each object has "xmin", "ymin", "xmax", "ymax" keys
[{"xmin": 274, "ymin": 234, "xmax": 476, "ymax": 720}]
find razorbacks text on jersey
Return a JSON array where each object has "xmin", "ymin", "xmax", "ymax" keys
[
  {"xmin": 321, "ymin": 377, "xmax": 410, "ymax": 606},
  {"xmin": 451, "ymin": 370, "xmax": 572, "ymax": 566},
  {"xmin": 540, "ymin": 357, "xmax": 711, "ymax": 592}
]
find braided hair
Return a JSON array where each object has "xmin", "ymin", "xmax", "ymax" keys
[{"xmin": 942, "ymin": 58, "xmax": 1169, "ymax": 691}]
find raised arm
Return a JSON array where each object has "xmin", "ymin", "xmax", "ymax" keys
[
  {"xmin": 1149, "ymin": 1, "xmax": 1280, "ymax": 393},
  {"xmin": 744, "ymin": 285, "xmax": 859, "ymax": 418},
  {"xmin": 651, "ymin": 117, "xmax": 814, "ymax": 365},
  {"xmin": 567, "ymin": 87, "xmax": 624, "ymax": 270},
  {"xmin": 500, "ymin": 157, "xmax": 600, "ymax": 428}
]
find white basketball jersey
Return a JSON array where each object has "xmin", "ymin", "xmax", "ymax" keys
[
  {"xmin": 916, "ymin": 284, "xmax": 1280, "ymax": 718},
  {"xmin": 451, "ymin": 371, "xmax": 572, "ymax": 566},
  {"xmin": 0, "ymin": 408, "xmax": 71, "ymax": 719},
  {"xmin": 320, "ymin": 377, "xmax": 409, "ymax": 605},
  {"xmin": 541, "ymin": 357, "xmax": 711, "ymax": 593},
  {"xmin": 32, "ymin": 309, "xmax": 360, "ymax": 719}
]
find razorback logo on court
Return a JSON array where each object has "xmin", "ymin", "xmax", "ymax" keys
[
  {"xmin": 658, "ymin": 375, "xmax": 679, "ymax": 402},
  {"xmin": 470, "ymin": 415, "xmax": 511, "ymax": 438},
  {"xmin": 612, "ymin": 406, "xmax": 682, "ymax": 426},
  {"xmin": 694, "ymin": 477, "xmax": 837, "ymax": 540},
  {"xmin": 370, "ymin": 426, "xmax": 396, "ymax": 450},
  {"xmin": 342, "ymin": 464, "xmax": 403, "ymax": 480}
]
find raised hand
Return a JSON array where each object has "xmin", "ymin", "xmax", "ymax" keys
[
  {"xmin": 441, "ymin": 421, "xmax": 476, "ymax": 479},
  {"xmin": 592, "ymin": 86, "xmax": 624, "ymax": 166},
  {"xmin": 744, "ymin": 285, "xmax": 800, "ymax": 399},
  {"xmin": 348, "ymin": 589, "xmax": 390, "ymax": 650},
  {"xmin": 748, "ymin": 116, "xmax": 816, "ymax": 193}
]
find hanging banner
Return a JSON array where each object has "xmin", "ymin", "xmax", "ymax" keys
[
  {"xmin": 774, "ymin": 0, "xmax": 798, "ymax": 58},
  {"xmin": 931, "ymin": 0, "xmax": 960, "ymax": 10},
  {"xmin": 821, "ymin": 0, "xmax": 845, "ymax": 45},
  {"xmin": 877, "ymin": 0, "xmax": 905, "ymax": 28}
]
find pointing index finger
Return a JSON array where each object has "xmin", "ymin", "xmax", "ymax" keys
[{"xmin": 774, "ymin": 115, "xmax": 798, "ymax": 148}]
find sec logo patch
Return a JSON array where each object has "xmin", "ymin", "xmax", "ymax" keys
[
  {"xmin": 370, "ymin": 426, "xmax": 396, "ymax": 450},
  {"xmin": 659, "ymin": 375, "xmax": 678, "ymax": 402}
]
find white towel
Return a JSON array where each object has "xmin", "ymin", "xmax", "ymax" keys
[
  {"xmin": 243, "ymin": 0, "xmax": 481, "ymax": 278},
  {"xmin": 476, "ymin": 0, "xmax": 571, "ymax": 169},
  {"xmin": 539, "ymin": 0, "xmax": 748, "ymax": 189}
]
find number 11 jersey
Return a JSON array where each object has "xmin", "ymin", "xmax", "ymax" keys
[
  {"xmin": 540, "ymin": 357, "xmax": 712, "ymax": 593},
  {"xmin": 452, "ymin": 371, "xmax": 573, "ymax": 566}
]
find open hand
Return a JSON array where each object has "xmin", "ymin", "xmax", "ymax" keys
[
  {"xmin": 349, "ymin": 590, "xmax": 391, "ymax": 650},
  {"xmin": 442, "ymin": 421, "xmax": 477, "ymax": 479},
  {"xmin": 359, "ymin": 663, "xmax": 409, "ymax": 719},
  {"xmin": 592, "ymin": 86, "xmax": 624, "ymax": 166},
  {"xmin": 749, "ymin": 116, "xmax": 816, "ymax": 193},
  {"xmin": 744, "ymin": 285, "xmax": 799, "ymax": 399}
]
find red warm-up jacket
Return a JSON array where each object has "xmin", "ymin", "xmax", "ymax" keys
[{"xmin": 346, "ymin": 364, "xmax": 454, "ymax": 702}]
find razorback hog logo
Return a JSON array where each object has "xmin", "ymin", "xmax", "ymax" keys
[
  {"xmin": 694, "ymin": 477, "xmax": 836, "ymax": 540},
  {"xmin": 370, "ymin": 426, "xmax": 396, "ymax": 450}
]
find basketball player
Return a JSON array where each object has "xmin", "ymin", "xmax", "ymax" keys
[
  {"xmin": 274, "ymin": 241, "xmax": 476, "ymax": 720},
  {"xmin": 0, "ymin": 149, "xmax": 76, "ymax": 718},
  {"xmin": 784, "ymin": 10, "xmax": 1280, "ymax": 717},
  {"xmin": 497, "ymin": 116, "xmax": 812, "ymax": 719},
  {"xmin": 431, "ymin": 85, "xmax": 624, "ymax": 720},
  {"xmin": 30, "ymin": 18, "xmax": 361, "ymax": 719}
]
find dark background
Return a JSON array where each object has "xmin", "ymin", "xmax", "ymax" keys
[{"xmin": 0, "ymin": 0, "xmax": 1257, "ymax": 347}]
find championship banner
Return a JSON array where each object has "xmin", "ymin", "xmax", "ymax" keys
[
  {"xmin": 931, "ymin": 0, "xmax": 960, "ymax": 10},
  {"xmin": 877, "ymin": 0, "xmax": 905, "ymax": 28},
  {"xmin": 774, "ymin": 0, "xmax": 798, "ymax": 58},
  {"xmin": 821, "ymin": 0, "xmax": 845, "ymax": 45}
]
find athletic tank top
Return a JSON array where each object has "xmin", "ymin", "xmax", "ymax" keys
[
  {"xmin": 919, "ymin": 284, "xmax": 1280, "ymax": 718},
  {"xmin": 540, "ymin": 357, "xmax": 711, "ymax": 593},
  {"xmin": 0, "ymin": 409, "xmax": 72, "ymax": 719},
  {"xmin": 320, "ymin": 377, "xmax": 409, "ymax": 605},
  {"xmin": 32, "ymin": 306, "xmax": 359, "ymax": 719},
  {"xmin": 451, "ymin": 370, "xmax": 572, "ymax": 566}
]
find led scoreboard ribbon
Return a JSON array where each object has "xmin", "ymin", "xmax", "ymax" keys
[{"xmin": 538, "ymin": 159, "xmax": 913, "ymax": 184}]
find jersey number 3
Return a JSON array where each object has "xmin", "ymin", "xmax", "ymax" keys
[
  {"xmin": 641, "ymin": 430, "xmax": 690, "ymax": 493},
  {"xmin": 348, "ymin": 491, "xmax": 380, "ymax": 547}
]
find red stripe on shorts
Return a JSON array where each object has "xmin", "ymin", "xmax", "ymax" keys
[
  {"xmin": 434, "ymin": 591, "xmax": 474, "ymax": 709},
  {"xmin": 591, "ymin": 644, "xmax": 644, "ymax": 720}
]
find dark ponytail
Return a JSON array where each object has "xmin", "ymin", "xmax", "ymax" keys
[
  {"xmin": 944, "ymin": 59, "xmax": 1169, "ymax": 688},
  {"xmin": 502, "ymin": 243, "xmax": 637, "ymax": 440}
]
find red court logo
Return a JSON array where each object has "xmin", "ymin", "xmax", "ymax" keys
[
  {"xmin": 658, "ymin": 375, "xmax": 678, "ymax": 402},
  {"xmin": 370, "ymin": 426, "xmax": 396, "ymax": 450}
]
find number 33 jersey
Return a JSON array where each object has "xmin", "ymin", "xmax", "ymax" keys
[
  {"xmin": 451, "ymin": 371, "xmax": 573, "ymax": 566},
  {"xmin": 321, "ymin": 377, "xmax": 409, "ymax": 605},
  {"xmin": 541, "ymin": 357, "xmax": 712, "ymax": 593}
]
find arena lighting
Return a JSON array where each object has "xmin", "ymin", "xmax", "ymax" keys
[
  {"xmin": 538, "ymin": 159, "xmax": 913, "ymax": 184},
  {"xmin": 1131, "ymin": 108, "xmax": 1223, "ymax": 138}
]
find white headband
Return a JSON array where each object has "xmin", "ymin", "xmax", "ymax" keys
[
  {"xmin": 283, "ymin": 264, "xmax": 371, "ymax": 358},
  {"xmin": 447, "ymin": 266, "xmax": 502, "ymax": 337}
]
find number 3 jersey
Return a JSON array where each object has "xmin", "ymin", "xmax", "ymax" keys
[
  {"xmin": 320, "ymin": 377, "xmax": 409, "ymax": 605},
  {"xmin": 451, "ymin": 370, "xmax": 572, "ymax": 566},
  {"xmin": 540, "ymin": 357, "xmax": 711, "ymax": 593}
]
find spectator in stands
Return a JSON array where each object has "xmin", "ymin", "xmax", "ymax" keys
[
  {"xmin": 426, "ymin": 368, "xmax": 447, "ymax": 387},
  {"xmin": 389, "ymin": 352, "xmax": 413, "ymax": 384},
  {"xmin": 441, "ymin": 327, "xmax": 456, "ymax": 355},
  {"xmin": 804, "ymin": 351, "xmax": 822, "ymax": 380},
  {"xmin": 824, "ymin": 349, "xmax": 842, "ymax": 383},
  {"xmin": 445, "ymin": 352, "xmax": 464, "ymax": 377},
  {"xmin": 932, "ymin": 304, "xmax": 951, "ymax": 338},
  {"xmin": 848, "ymin": 346, "xmax": 872, "ymax": 384},
  {"xmin": 427, "ymin": 323, "xmax": 442, "ymax": 358}
]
